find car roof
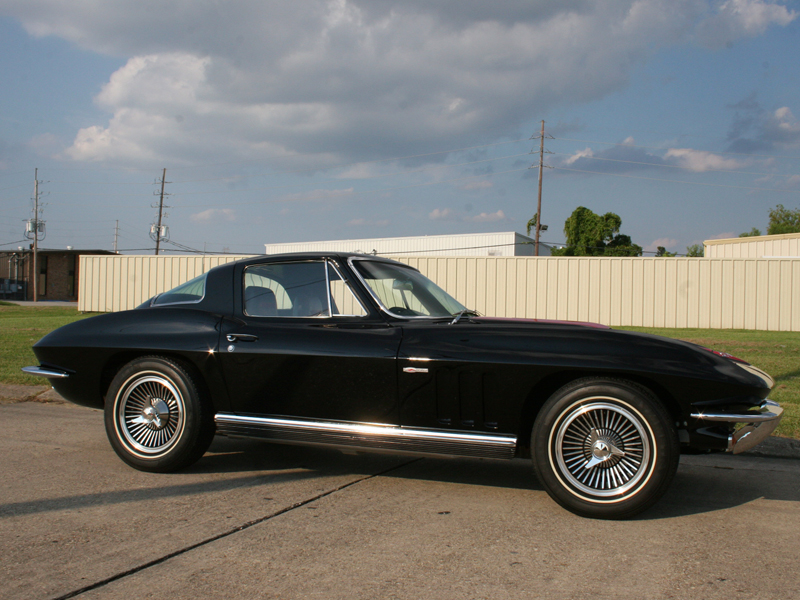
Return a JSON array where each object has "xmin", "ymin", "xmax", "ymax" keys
[{"xmin": 211, "ymin": 251, "xmax": 409, "ymax": 273}]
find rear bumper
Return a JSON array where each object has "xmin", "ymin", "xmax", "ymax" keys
[{"xmin": 691, "ymin": 400, "xmax": 784, "ymax": 454}]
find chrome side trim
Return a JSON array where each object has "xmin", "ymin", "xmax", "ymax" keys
[
  {"xmin": 214, "ymin": 414, "xmax": 517, "ymax": 460},
  {"xmin": 403, "ymin": 367, "xmax": 429, "ymax": 374},
  {"xmin": 691, "ymin": 400, "xmax": 783, "ymax": 454},
  {"xmin": 21, "ymin": 366, "xmax": 70, "ymax": 379}
]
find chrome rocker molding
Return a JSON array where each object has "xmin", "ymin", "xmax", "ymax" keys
[
  {"xmin": 214, "ymin": 414, "xmax": 517, "ymax": 460},
  {"xmin": 691, "ymin": 400, "xmax": 784, "ymax": 454},
  {"xmin": 21, "ymin": 366, "xmax": 70, "ymax": 379}
]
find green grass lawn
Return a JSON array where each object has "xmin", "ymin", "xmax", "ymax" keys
[
  {"xmin": 0, "ymin": 303, "xmax": 95, "ymax": 385},
  {"xmin": 620, "ymin": 327, "xmax": 799, "ymax": 440},
  {"xmin": 1, "ymin": 304, "xmax": 797, "ymax": 438}
]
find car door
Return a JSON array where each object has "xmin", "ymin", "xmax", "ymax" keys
[{"xmin": 217, "ymin": 258, "xmax": 402, "ymax": 424}]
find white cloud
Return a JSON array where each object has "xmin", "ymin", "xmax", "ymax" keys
[
  {"xmin": 645, "ymin": 237, "xmax": 679, "ymax": 252},
  {"xmin": 429, "ymin": 208, "xmax": 456, "ymax": 220},
  {"xmin": 564, "ymin": 147, "xmax": 595, "ymax": 165},
  {"xmin": 467, "ymin": 209, "xmax": 506, "ymax": 223},
  {"xmin": 459, "ymin": 180, "xmax": 493, "ymax": 191},
  {"xmin": 664, "ymin": 148, "xmax": 750, "ymax": 172},
  {"xmin": 766, "ymin": 107, "xmax": 800, "ymax": 146},
  {"xmin": 709, "ymin": 231, "xmax": 737, "ymax": 240},
  {"xmin": 280, "ymin": 188, "xmax": 354, "ymax": 203},
  {"xmin": 696, "ymin": 0, "xmax": 796, "ymax": 47},
  {"xmin": 347, "ymin": 217, "xmax": 389, "ymax": 226},
  {"xmin": 1, "ymin": 0, "xmax": 793, "ymax": 168},
  {"xmin": 190, "ymin": 208, "xmax": 236, "ymax": 223}
]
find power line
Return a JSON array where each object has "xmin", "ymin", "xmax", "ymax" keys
[{"xmin": 553, "ymin": 166, "xmax": 800, "ymax": 194}]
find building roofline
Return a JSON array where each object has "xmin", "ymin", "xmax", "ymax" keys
[{"xmin": 704, "ymin": 232, "xmax": 800, "ymax": 245}]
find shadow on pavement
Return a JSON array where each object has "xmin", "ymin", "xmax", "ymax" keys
[{"xmin": 4, "ymin": 430, "xmax": 798, "ymax": 521}]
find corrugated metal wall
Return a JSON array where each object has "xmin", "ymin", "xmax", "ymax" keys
[
  {"xmin": 705, "ymin": 233, "xmax": 800, "ymax": 258},
  {"xmin": 79, "ymin": 255, "xmax": 250, "ymax": 313},
  {"xmin": 79, "ymin": 254, "xmax": 800, "ymax": 331}
]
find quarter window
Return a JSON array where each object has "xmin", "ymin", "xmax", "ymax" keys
[{"xmin": 153, "ymin": 273, "xmax": 206, "ymax": 306}]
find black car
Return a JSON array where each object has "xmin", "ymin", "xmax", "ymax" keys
[{"xmin": 24, "ymin": 252, "xmax": 782, "ymax": 519}]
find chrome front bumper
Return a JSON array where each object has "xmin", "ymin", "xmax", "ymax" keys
[
  {"xmin": 691, "ymin": 400, "xmax": 784, "ymax": 454},
  {"xmin": 21, "ymin": 366, "xmax": 70, "ymax": 379}
]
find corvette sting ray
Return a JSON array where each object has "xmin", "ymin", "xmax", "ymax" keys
[{"xmin": 24, "ymin": 252, "xmax": 782, "ymax": 518}]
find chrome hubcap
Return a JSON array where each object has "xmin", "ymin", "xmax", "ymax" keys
[
  {"xmin": 136, "ymin": 398, "xmax": 171, "ymax": 429},
  {"xmin": 553, "ymin": 399, "xmax": 653, "ymax": 500},
  {"xmin": 117, "ymin": 374, "xmax": 184, "ymax": 456}
]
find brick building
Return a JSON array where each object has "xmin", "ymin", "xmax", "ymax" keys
[{"xmin": 0, "ymin": 248, "xmax": 115, "ymax": 301}]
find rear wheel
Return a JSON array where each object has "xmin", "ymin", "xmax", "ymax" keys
[
  {"xmin": 532, "ymin": 378, "xmax": 679, "ymax": 519},
  {"xmin": 104, "ymin": 356, "xmax": 215, "ymax": 472}
]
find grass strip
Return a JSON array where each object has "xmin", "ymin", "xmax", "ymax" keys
[{"xmin": 620, "ymin": 327, "xmax": 799, "ymax": 439}]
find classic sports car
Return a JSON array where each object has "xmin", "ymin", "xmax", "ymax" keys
[{"xmin": 25, "ymin": 252, "xmax": 782, "ymax": 519}]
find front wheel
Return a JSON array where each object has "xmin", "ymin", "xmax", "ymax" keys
[
  {"xmin": 104, "ymin": 356, "xmax": 215, "ymax": 473},
  {"xmin": 532, "ymin": 378, "xmax": 679, "ymax": 519}
]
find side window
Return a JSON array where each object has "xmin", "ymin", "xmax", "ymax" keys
[
  {"xmin": 328, "ymin": 263, "xmax": 367, "ymax": 317},
  {"xmin": 244, "ymin": 262, "xmax": 329, "ymax": 317}
]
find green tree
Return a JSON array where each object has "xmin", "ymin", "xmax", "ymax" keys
[
  {"xmin": 739, "ymin": 227, "xmax": 762, "ymax": 237},
  {"xmin": 551, "ymin": 206, "xmax": 642, "ymax": 257},
  {"xmin": 685, "ymin": 244, "xmax": 704, "ymax": 257},
  {"xmin": 526, "ymin": 214, "xmax": 538, "ymax": 236},
  {"xmin": 655, "ymin": 246, "xmax": 676, "ymax": 257},
  {"xmin": 767, "ymin": 204, "xmax": 800, "ymax": 235}
]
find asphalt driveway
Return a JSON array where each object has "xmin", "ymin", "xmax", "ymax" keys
[{"xmin": 2, "ymin": 401, "xmax": 799, "ymax": 600}]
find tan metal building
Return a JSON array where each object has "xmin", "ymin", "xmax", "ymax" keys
[
  {"xmin": 704, "ymin": 232, "xmax": 800, "ymax": 259},
  {"xmin": 79, "ymin": 254, "xmax": 800, "ymax": 331},
  {"xmin": 265, "ymin": 231, "xmax": 550, "ymax": 257}
]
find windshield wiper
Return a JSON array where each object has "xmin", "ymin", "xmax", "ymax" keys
[{"xmin": 450, "ymin": 308, "xmax": 481, "ymax": 325}]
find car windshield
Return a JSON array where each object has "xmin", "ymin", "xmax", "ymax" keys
[{"xmin": 352, "ymin": 260, "xmax": 467, "ymax": 318}]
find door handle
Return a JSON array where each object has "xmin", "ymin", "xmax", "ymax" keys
[{"xmin": 226, "ymin": 333, "xmax": 259, "ymax": 342}]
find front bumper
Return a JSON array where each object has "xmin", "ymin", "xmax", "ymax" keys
[
  {"xmin": 691, "ymin": 399, "xmax": 784, "ymax": 454},
  {"xmin": 22, "ymin": 365, "xmax": 70, "ymax": 379}
]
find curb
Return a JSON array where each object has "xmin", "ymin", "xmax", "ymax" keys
[
  {"xmin": 740, "ymin": 435, "xmax": 800, "ymax": 460},
  {"xmin": 0, "ymin": 384, "xmax": 67, "ymax": 405}
]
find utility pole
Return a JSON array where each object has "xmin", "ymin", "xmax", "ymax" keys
[
  {"xmin": 113, "ymin": 220, "xmax": 119, "ymax": 253},
  {"xmin": 149, "ymin": 168, "xmax": 170, "ymax": 254},
  {"xmin": 155, "ymin": 168, "xmax": 167, "ymax": 255},
  {"xmin": 33, "ymin": 169, "xmax": 39, "ymax": 301},
  {"xmin": 530, "ymin": 120, "xmax": 552, "ymax": 257},
  {"xmin": 535, "ymin": 121, "xmax": 545, "ymax": 257}
]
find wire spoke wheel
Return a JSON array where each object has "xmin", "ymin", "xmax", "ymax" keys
[
  {"xmin": 553, "ymin": 399, "xmax": 652, "ymax": 499},
  {"xmin": 117, "ymin": 373, "xmax": 185, "ymax": 456},
  {"xmin": 532, "ymin": 379, "xmax": 679, "ymax": 519},
  {"xmin": 105, "ymin": 357, "xmax": 215, "ymax": 472}
]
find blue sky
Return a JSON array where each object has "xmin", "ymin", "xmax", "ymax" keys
[{"xmin": 1, "ymin": 0, "xmax": 799, "ymax": 256}]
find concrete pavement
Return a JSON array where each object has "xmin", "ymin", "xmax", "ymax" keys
[{"xmin": 1, "ymin": 400, "xmax": 799, "ymax": 600}]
